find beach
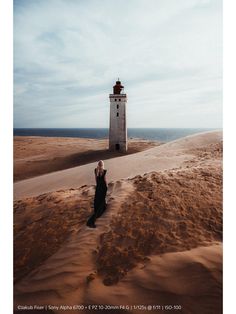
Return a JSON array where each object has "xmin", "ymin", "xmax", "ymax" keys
[{"xmin": 14, "ymin": 130, "xmax": 222, "ymax": 314}]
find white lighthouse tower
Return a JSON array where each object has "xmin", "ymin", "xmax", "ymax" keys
[{"xmin": 109, "ymin": 79, "xmax": 127, "ymax": 152}]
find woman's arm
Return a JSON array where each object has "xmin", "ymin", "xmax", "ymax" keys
[
  {"xmin": 104, "ymin": 174, "xmax": 108, "ymax": 188},
  {"xmin": 94, "ymin": 169, "xmax": 97, "ymax": 185}
]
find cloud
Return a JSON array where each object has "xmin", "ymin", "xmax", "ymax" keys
[{"xmin": 14, "ymin": 0, "xmax": 222, "ymax": 128}]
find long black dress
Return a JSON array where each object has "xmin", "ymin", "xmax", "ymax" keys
[{"xmin": 86, "ymin": 169, "xmax": 107, "ymax": 227}]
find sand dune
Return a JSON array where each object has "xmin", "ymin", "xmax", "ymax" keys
[
  {"xmin": 14, "ymin": 130, "xmax": 222, "ymax": 200},
  {"xmin": 14, "ymin": 131, "xmax": 222, "ymax": 313},
  {"xmin": 86, "ymin": 243, "xmax": 222, "ymax": 314},
  {"xmin": 14, "ymin": 137, "xmax": 158, "ymax": 182}
]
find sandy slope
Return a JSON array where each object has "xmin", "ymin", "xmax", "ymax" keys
[
  {"xmin": 14, "ymin": 181, "xmax": 135, "ymax": 310},
  {"xmin": 14, "ymin": 131, "xmax": 222, "ymax": 313},
  {"xmin": 14, "ymin": 130, "xmax": 222, "ymax": 200},
  {"xmin": 86, "ymin": 243, "xmax": 222, "ymax": 314},
  {"xmin": 14, "ymin": 137, "xmax": 158, "ymax": 182}
]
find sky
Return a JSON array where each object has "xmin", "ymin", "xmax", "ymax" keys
[{"xmin": 14, "ymin": 0, "xmax": 222, "ymax": 128}]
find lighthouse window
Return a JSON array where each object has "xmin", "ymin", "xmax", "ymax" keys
[
  {"xmin": 117, "ymin": 104, "xmax": 119, "ymax": 109},
  {"xmin": 119, "ymin": 99, "xmax": 121, "ymax": 101},
  {"xmin": 115, "ymin": 99, "xmax": 117, "ymax": 101},
  {"xmin": 117, "ymin": 112, "xmax": 119, "ymax": 117}
]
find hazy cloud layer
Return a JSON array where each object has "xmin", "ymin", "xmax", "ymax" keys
[{"xmin": 14, "ymin": 0, "xmax": 222, "ymax": 128}]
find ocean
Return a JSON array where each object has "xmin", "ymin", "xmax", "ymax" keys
[{"xmin": 13, "ymin": 128, "xmax": 217, "ymax": 142}]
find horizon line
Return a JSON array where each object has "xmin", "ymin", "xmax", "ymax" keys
[{"xmin": 13, "ymin": 127, "xmax": 221, "ymax": 129}]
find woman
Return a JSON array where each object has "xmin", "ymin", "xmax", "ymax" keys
[{"xmin": 86, "ymin": 160, "xmax": 108, "ymax": 228}]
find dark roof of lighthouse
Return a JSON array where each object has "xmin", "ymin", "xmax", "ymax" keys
[
  {"xmin": 114, "ymin": 79, "xmax": 123, "ymax": 87},
  {"xmin": 113, "ymin": 79, "xmax": 124, "ymax": 94}
]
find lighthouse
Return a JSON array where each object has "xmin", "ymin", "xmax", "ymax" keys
[{"xmin": 109, "ymin": 79, "xmax": 128, "ymax": 152}]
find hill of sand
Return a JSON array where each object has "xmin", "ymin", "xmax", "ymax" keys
[
  {"xmin": 14, "ymin": 130, "xmax": 221, "ymax": 200},
  {"xmin": 14, "ymin": 131, "xmax": 222, "ymax": 314},
  {"xmin": 14, "ymin": 137, "xmax": 159, "ymax": 182}
]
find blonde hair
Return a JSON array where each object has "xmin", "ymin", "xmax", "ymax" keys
[{"xmin": 96, "ymin": 160, "xmax": 104, "ymax": 176}]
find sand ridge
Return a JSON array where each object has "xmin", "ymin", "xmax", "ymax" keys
[
  {"xmin": 14, "ymin": 130, "xmax": 222, "ymax": 200},
  {"xmin": 14, "ymin": 181, "xmax": 135, "ymax": 311},
  {"xmin": 96, "ymin": 165, "xmax": 222, "ymax": 286},
  {"xmin": 14, "ymin": 137, "xmax": 159, "ymax": 182}
]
